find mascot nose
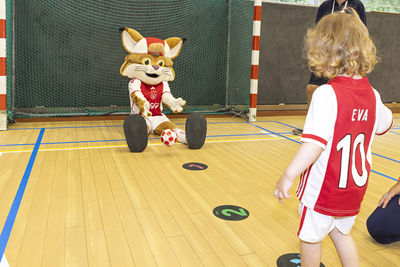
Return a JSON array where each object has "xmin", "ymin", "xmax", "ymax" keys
[{"xmin": 152, "ymin": 65, "xmax": 160, "ymax": 70}]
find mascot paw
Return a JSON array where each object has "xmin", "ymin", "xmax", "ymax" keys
[
  {"xmin": 144, "ymin": 111, "xmax": 152, "ymax": 117},
  {"xmin": 176, "ymin": 97, "xmax": 186, "ymax": 106},
  {"xmin": 161, "ymin": 129, "xmax": 178, "ymax": 146},
  {"xmin": 142, "ymin": 108, "xmax": 152, "ymax": 118},
  {"xmin": 171, "ymin": 98, "xmax": 186, "ymax": 113},
  {"xmin": 139, "ymin": 102, "xmax": 152, "ymax": 117}
]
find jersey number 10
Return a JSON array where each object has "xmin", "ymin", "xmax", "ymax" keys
[{"xmin": 336, "ymin": 133, "xmax": 368, "ymax": 188}]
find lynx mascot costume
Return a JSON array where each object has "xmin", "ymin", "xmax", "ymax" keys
[{"xmin": 120, "ymin": 27, "xmax": 207, "ymax": 152}]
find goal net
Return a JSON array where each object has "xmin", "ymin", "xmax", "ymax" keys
[{"xmin": 7, "ymin": 0, "xmax": 253, "ymax": 119}]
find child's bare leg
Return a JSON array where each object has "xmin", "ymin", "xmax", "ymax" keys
[
  {"xmin": 329, "ymin": 228, "xmax": 359, "ymax": 267},
  {"xmin": 300, "ymin": 240, "xmax": 322, "ymax": 267}
]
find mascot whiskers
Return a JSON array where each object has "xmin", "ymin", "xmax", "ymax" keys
[{"xmin": 120, "ymin": 27, "xmax": 207, "ymax": 152}]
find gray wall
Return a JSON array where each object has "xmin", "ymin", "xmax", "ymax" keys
[{"xmin": 258, "ymin": 2, "xmax": 400, "ymax": 105}]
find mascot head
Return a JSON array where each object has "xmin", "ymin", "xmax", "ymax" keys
[{"xmin": 120, "ymin": 27, "xmax": 184, "ymax": 85}]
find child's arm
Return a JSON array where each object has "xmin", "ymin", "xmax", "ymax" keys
[
  {"xmin": 374, "ymin": 89, "xmax": 393, "ymax": 135},
  {"xmin": 378, "ymin": 180, "xmax": 400, "ymax": 208},
  {"xmin": 274, "ymin": 142, "xmax": 323, "ymax": 203}
]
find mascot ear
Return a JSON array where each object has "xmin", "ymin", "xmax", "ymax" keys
[
  {"xmin": 120, "ymin": 27, "xmax": 144, "ymax": 53},
  {"xmin": 165, "ymin": 37, "xmax": 184, "ymax": 59}
]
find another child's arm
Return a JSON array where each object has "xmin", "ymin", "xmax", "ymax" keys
[
  {"xmin": 274, "ymin": 142, "xmax": 323, "ymax": 203},
  {"xmin": 378, "ymin": 180, "xmax": 400, "ymax": 208}
]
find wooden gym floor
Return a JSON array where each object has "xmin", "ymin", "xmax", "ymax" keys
[{"xmin": 0, "ymin": 115, "xmax": 399, "ymax": 267}]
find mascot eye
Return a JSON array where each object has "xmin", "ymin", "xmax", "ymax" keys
[
  {"xmin": 142, "ymin": 58, "xmax": 151, "ymax": 65},
  {"xmin": 158, "ymin": 60, "xmax": 165, "ymax": 67}
]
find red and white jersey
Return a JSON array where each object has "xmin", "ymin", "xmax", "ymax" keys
[
  {"xmin": 298, "ymin": 76, "xmax": 393, "ymax": 216},
  {"xmin": 128, "ymin": 79, "xmax": 171, "ymax": 116}
]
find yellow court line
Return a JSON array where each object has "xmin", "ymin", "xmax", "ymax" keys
[{"xmin": 0, "ymin": 136, "xmax": 300, "ymax": 154}]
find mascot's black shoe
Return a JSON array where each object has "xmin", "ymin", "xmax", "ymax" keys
[
  {"xmin": 185, "ymin": 112, "xmax": 207, "ymax": 149},
  {"xmin": 123, "ymin": 114, "xmax": 148, "ymax": 152}
]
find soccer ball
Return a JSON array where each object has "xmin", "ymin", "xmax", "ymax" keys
[{"xmin": 161, "ymin": 129, "xmax": 177, "ymax": 146}]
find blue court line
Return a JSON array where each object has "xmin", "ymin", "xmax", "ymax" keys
[
  {"xmin": 165, "ymin": 120, "xmax": 277, "ymax": 125},
  {"xmin": 41, "ymin": 139, "xmax": 125, "ymax": 145},
  {"xmin": 0, "ymin": 138, "xmax": 151, "ymax": 147},
  {"xmin": 201, "ymin": 132, "xmax": 293, "ymax": 138},
  {"xmin": 247, "ymin": 122, "xmax": 302, "ymax": 144},
  {"xmin": 8, "ymin": 125, "xmax": 121, "ymax": 130},
  {"xmin": 0, "ymin": 128, "xmax": 45, "ymax": 261},
  {"xmin": 268, "ymin": 121, "xmax": 400, "ymax": 166},
  {"xmin": 266, "ymin": 121, "xmax": 400, "ymax": 165},
  {"xmin": 2, "ymin": 120, "xmax": 398, "ymax": 180},
  {"xmin": 8, "ymin": 127, "xmax": 44, "ymax": 130},
  {"xmin": 269, "ymin": 120, "xmax": 302, "ymax": 130},
  {"xmin": 268, "ymin": 120, "xmax": 399, "ymax": 131},
  {"xmin": 6, "ymin": 117, "xmax": 399, "ymax": 131},
  {"xmin": 371, "ymin": 170, "xmax": 398, "ymax": 182},
  {"xmin": 372, "ymin": 153, "xmax": 400, "ymax": 164},
  {"xmin": 0, "ymin": 143, "xmax": 36, "ymax": 147},
  {"xmin": 248, "ymin": 121, "xmax": 399, "ymax": 181},
  {"xmin": 0, "ymin": 132, "xmax": 295, "ymax": 148},
  {"xmin": 7, "ymin": 120, "xmax": 286, "ymax": 131},
  {"xmin": 2, "ymin": 120, "xmax": 399, "ymax": 165}
]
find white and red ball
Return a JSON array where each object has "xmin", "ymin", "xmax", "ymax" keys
[{"xmin": 161, "ymin": 129, "xmax": 177, "ymax": 146}]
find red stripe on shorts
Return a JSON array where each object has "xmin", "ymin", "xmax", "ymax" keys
[
  {"xmin": 297, "ymin": 205, "xmax": 307, "ymax": 236},
  {"xmin": 296, "ymin": 171, "xmax": 305, "ymax": 196},
  {"xmin": 298, "ymin": 165, "xmax": 312, "ymax": 201}
]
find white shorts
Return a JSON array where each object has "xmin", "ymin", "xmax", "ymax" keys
[
  {"xmin": 142, "ymin": 114, "xmax": 171, "ymax": 134},
  {"xmin": 297, "ymin": 203, "xmax": 356, "ymax": 243}
]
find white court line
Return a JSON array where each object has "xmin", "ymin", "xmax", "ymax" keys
[
  {"xmin": 260, "ymin": 130, "xmax": 278, "ymax": 138},
  {"xmin": 0, "ymin": 136, "xmax": 301, "ymax": 154},
  {"xmin": 0, "ymin": 256, "xmax": 9, "ymax": 267}
]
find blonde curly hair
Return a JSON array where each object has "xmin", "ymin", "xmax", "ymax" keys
[{"xmin": 305, "ymin": 8, "xmax": 377, "ymax": 80}]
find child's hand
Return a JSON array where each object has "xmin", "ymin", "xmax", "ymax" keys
[
  {"xmin": 274, "ymin": 175, "xmax": 293, "ymax": 203},
  {"xmin": 378, "ymin": 180, "xmax": 400, "ymax": 208}
]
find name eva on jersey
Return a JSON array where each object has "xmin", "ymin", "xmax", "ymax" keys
[{"xmin": 351, "ymin": 109, "xmax": 368, "ymax": 122}]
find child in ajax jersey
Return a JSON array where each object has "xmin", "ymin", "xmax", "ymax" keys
[{"xmin": 274, "ymin": 8, "xmax": 393, "ymax": 267}]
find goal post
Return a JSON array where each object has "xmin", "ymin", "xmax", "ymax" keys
[
  {"xmin": 249, "ymin": 0, "xmax": 262, "ymax": 122},
  {"xmin": 0, "ymin": 0, "xmax": 7, "ymax": 130}
]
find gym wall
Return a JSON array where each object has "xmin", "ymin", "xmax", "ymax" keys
[{"xmin": 258, "ymin": 2, "xmax": 400, "ymax": 105}]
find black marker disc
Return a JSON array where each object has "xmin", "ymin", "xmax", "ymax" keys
[
  {"xmin": 182, "ymin": 162, "xmax": 208, "ymax": 170},
  {"xmin": 213, "ymin": 205, "xmax": 249, "ymax": 221},
  {"xmin": 276, "ymin": 253, "xmax": 325, "ymax": 267}
]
